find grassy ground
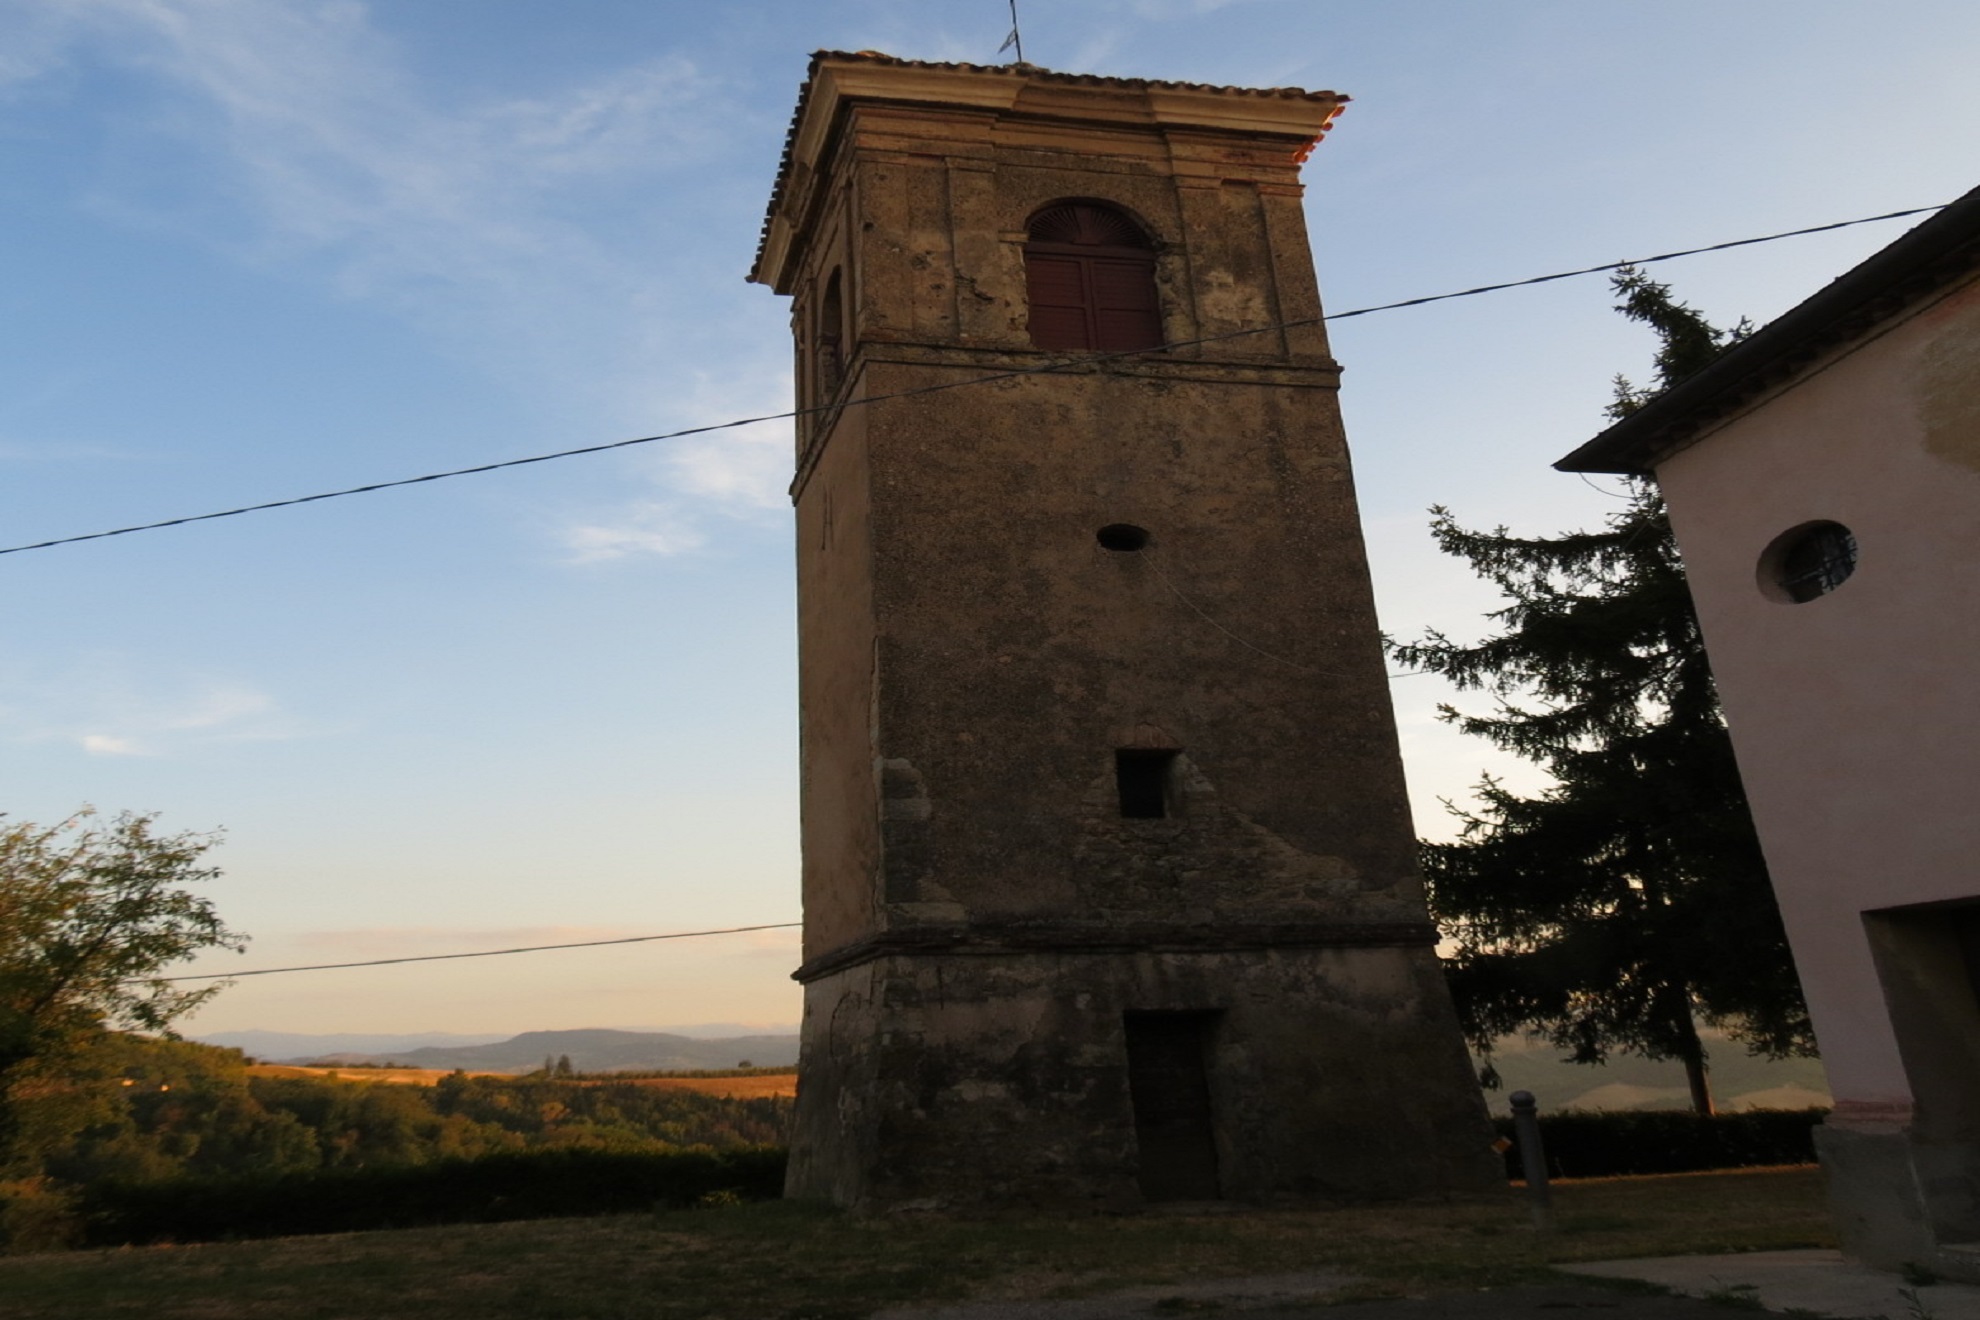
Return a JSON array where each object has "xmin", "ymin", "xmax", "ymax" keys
[{"xmin": 0, "ymin": 1167, "xmax": 1833, "ymax": 1320}]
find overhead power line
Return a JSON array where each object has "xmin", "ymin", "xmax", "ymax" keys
[
  {"xmin": 149, "ymin": 921, "xmax": 801, "ymax": 983},
  {"xmin": 1, "ymin": 202, "xmax": 1946, "ymax": 561}
]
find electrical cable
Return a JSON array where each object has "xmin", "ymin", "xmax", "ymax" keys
[
  {"xmin": 103, "ymin": 211, "xmax": 1945, "ymax": 989},
  {"xmin": 1576, "ymin": 471, "xmax": 1634, "ymax": 501},
  {"xmin": 147, "ymin": 921, "xmax": 801, "ymax": 983},
  {"xmin": 1139, "ymin": 546, "xmax": 1327, "ymax": 675},
  {"xmin": 0, "ymin": 203, "xmax": 1948, "ymax": 560}
]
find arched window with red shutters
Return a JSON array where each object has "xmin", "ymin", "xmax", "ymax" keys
[{"xmin": 1023, "ymin": 203, "xmax": 1163, "ymax": 352}]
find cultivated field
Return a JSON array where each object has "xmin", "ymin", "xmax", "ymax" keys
[
  {"xmin": 245, "ymin": 1064, "xmax": 800, "ymax": 1098},
  {"xmin": 246, "ymin": 1064, "xmax": 504, "ymax": 1086},
  {"xmin": 612, "ymin": 1072, "xmax": 798, "ymax": 1099},
  {"xmin": 0, "ymin": 1167, "xmax": 1834, "ymax": 1320}
]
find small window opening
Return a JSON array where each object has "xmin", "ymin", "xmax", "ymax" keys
[
  {"xmin": 1116, "ymin": 749, "xmax": 1179, "ymax": 819},
  {"xmin": 1762, "ymin": 521, "xmax": 1858, "ymax": 603},
  {"xmin": 1097, "ymin": 524, "xmax": 1150, "ymax": 552}
]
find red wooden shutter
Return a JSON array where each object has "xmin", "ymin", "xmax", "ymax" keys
[
  {"xmin": 1024, "ymin": 204, "xmax": 1162, "ymax": 352},
  {"xmin": 1026, "ymin": 255, "xmax": 1094, "ymax": 350},
  {"xmin": 1090, "ymin": 257, "xmax": 1163, "ymax": 351}
]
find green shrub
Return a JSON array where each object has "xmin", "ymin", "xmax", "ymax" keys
[
  {"xmin": 77, "ymin": 1145, "xmax": 787, "ymax": 1246},
  {"xmin": 1495, "ymin": 1108, "xmax": 1824, "ymax": 1179},
  {"xmin": 0, "ymin": 1179, "xmax": 83, "ymax": 1254}
]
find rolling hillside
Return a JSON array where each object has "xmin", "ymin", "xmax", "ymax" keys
[
  {"xmin": 277, "ymin": 1028, "xmax": 800, "ymax": 1074},
  {"xmin": 1476, "ymin": 1031, "xmax": 1830, "ymax": 1113}
]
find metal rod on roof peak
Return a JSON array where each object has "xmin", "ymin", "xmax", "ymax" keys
[{"xmin": 999, "ymin": 0, "xmax": 1025, "ymax": 64}]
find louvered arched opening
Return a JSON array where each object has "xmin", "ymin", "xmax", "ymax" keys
[
  {"xmin": 817, "ymin": 268, "xmax": 845, "ymax": 399},
  {"xmin": 1024, "ymin": 202, "xmax": 1163, "ymax": 352}
]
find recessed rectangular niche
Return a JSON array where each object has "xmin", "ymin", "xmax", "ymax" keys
[
  {"xmin": 1115, "ymin": 749, "xmax": 1179, "ymax": 819},
  {"xmin": 1863, "ymin": 899, "xmax": 1980, "ymax": 1244}
]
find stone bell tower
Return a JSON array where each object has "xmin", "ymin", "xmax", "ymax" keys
[{"xmin": 749, "ymin": 51, "xmax": 1499, "ymax": 1209}]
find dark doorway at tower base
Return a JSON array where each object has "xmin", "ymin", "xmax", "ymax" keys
[{"xmin": 1125, "ymin": 1010, "xmax": 1221, "ymax": 1201}]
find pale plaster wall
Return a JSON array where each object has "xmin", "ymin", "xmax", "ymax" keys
[{"xmin": 1654, "ymin": 275, "xmax": 1980, "ymax": 1119}]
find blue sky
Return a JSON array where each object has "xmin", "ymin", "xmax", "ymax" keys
[{"xmin": 3, "ymin": 0, "xmax": 1974, "ymax": 1037}]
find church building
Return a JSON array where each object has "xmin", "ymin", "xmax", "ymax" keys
[{"xmin": 1559, "ymin": 184, "xmax": 1980, "ymax": 1279}]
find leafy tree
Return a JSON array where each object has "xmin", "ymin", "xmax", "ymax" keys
[
  {"xmin": 1391, "ymin": 270, "xmax": 1812, "ymax": 1116},
  {"xmin": 0, "ymin": 810, "xmax": 244, "ymax": 1167},
  {"xmin": 39, "ymin": 1035, "xmax": 319, "ymax": 1186}
]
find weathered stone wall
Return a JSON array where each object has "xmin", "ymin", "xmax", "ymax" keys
[
  {"xmin": 764, "ymin": 55, "xmax": 1499, "ymax": 1209},
  {"xmin": 792, "ymin": 394, "xmax": 881, "ymax": 960},
  {"xmin": 851, "ymin": 359, "xmax": 1420, "ymax": 931},
  {"xmin": 835, "ymin": 106, "xmax": 1334, "ymax": 366},
  {"xmin": 787, "ymin": 946, "xmax": 1500, "ymax": 1209}
]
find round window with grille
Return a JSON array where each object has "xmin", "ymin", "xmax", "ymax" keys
[{"xmin": 1759, "ymin": 521, "xmax": 1858, "ymax": 603}]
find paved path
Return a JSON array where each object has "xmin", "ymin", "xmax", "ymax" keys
[
  {"xmin": 879, "ymin": 1276, "xmax": 1766, "ymax": 1320},
  {"xmin": 1564, "ymin": 1249, "xmax": 1980, "ymax": 1320},
  {"xmin": 879, "ymin": 1251, "xmax": 1980, "ymax": 1320},
  {"xmin": 1275, "ymin": 1286, "xmax": 1846, "ymax": 1320},
  {"xmin": 873, "ymin": 1271, "xmax": 1357, "ymax": 1318}
]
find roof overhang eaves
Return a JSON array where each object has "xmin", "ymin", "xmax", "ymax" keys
[
  {"xmin": 748, "ymin": 50, "xmax": 1347, "ymax": 293},
  {"xmin": 1556, "ymin": 184, "xmax": 1980, "ymax": 475}
]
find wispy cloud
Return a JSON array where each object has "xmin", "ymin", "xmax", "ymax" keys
[
  {"xmin": 0, "ymin": 0, "xmax": 73, "ymax": 91},
  {"xmin": 7, "ymin": 0, "xmax": 787, "ymax": 557},
  {"xmin": 666, "ymin": 427, "xmax": 790, "ymax": 512},
  {"xmin": 556, "ymin": 368, "xmax": 794, "ymax": 563},
  {"xmin": 559, "ymin": 502, "xmax": 707, "ymax": 564},
  {"xmin": 36, "ymin": 1, "xmax": 727, "ymax": 344},
  {"xmin": 0, "ymin": 656, "xmax": 308, "ymax": 756}
]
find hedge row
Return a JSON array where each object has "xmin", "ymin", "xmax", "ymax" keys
[
  {"xmin": 77, "ymin": 1146, "xmax": 787, "ymax": 1246},
  {"xmin": 1494, "ymin": 1107, "xmax": 1825, "ymax": 1179},
  {"xmin": 66, "ymin": 1110, "xmax": 1827, "ymax": 1247}
]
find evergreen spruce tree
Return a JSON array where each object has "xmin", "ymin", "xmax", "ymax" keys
[{"xmin": 1391, "ymin": 270, "xmax": 1813, "ymax": 1115}]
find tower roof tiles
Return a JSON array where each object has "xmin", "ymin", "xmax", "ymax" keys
[{"xmin": 750, "ymin": 50, "xmax": 1347, "ymax": 286}]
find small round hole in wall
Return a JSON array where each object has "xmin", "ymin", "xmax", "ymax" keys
[
  {"xmin": 1758, "ymin": 521, "xmax": 1858, "ymax": 603},
  {"xmin": 1096, "ymin": 524, "xmax": 1150, "ymax": 552}
]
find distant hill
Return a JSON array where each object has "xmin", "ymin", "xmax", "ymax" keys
[
  {"xmin": 222, "ymin": 1024, "xmax": 1817, "ymax": 1104},
  {"xmin": 278, "ymin": 1028, "xmax": 799, "ymax": 1074},
  {"xmin": 198, "ymin": 1030, "xmax": 513, "ymax": 1059},
  {"xmin": 1474, "ymin": 1031, "xmax": 1831, "ymax": 1114}
]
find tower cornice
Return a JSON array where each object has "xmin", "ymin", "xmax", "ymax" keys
[{"xmin": 749, "ymin": 50, "xmax": 1348, "ymax": 293}]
